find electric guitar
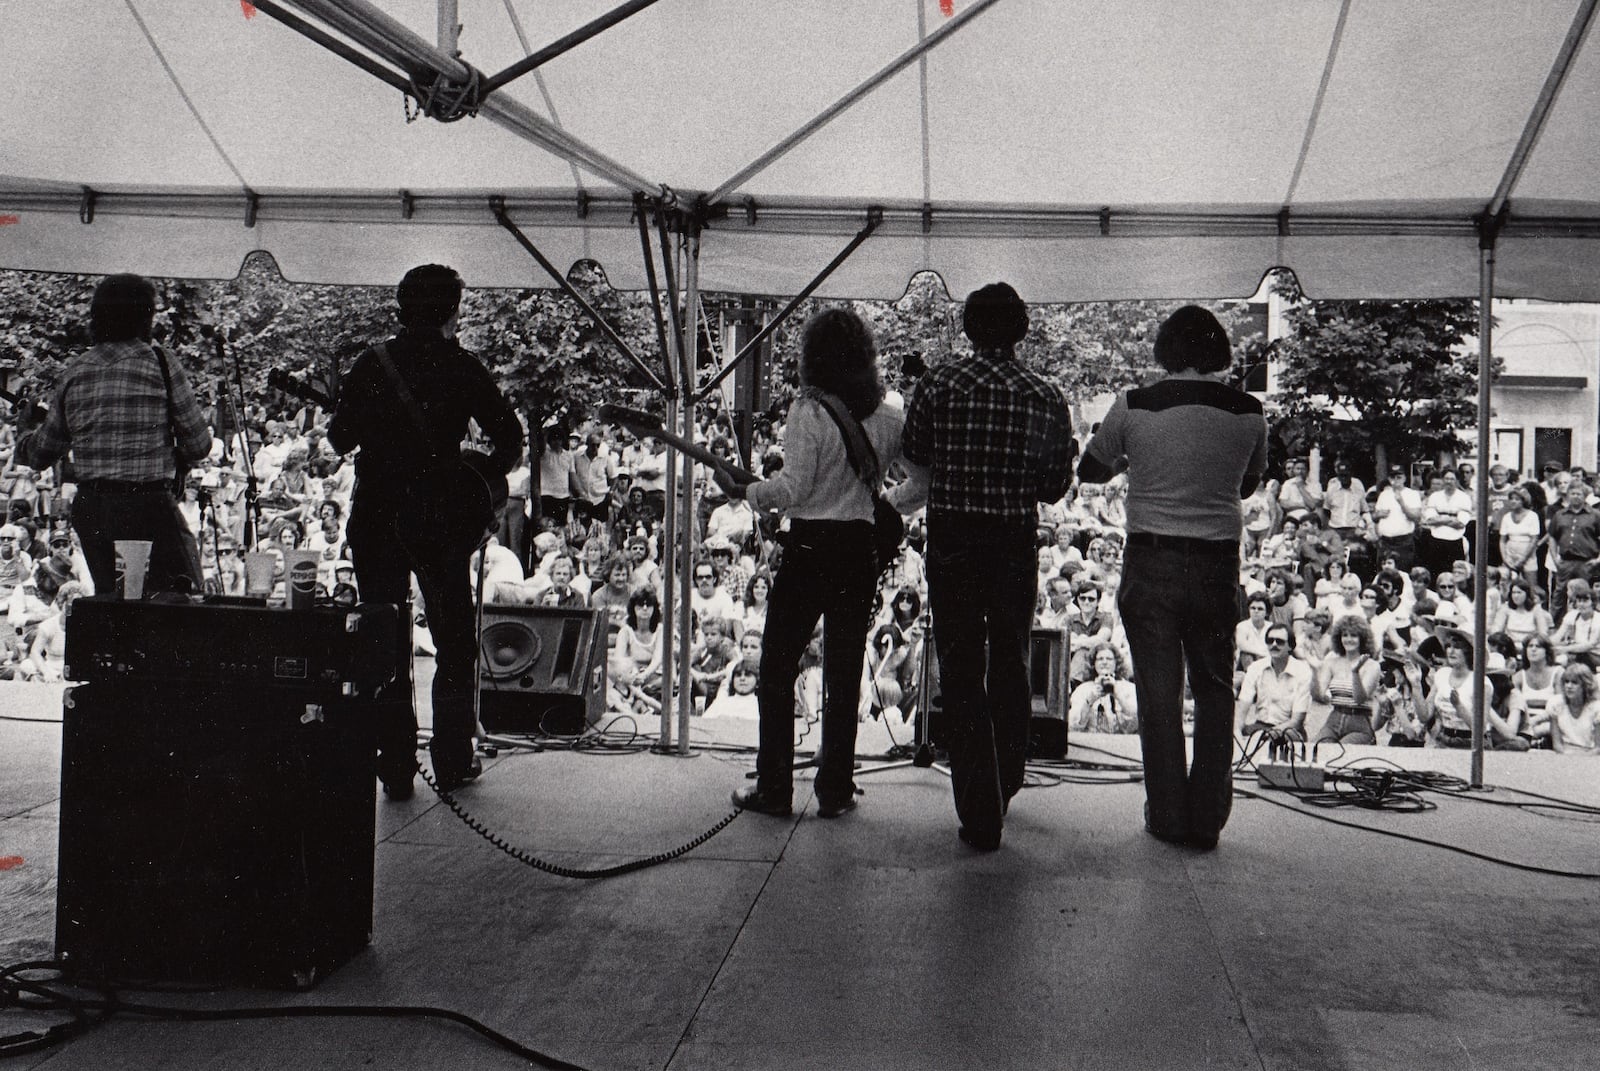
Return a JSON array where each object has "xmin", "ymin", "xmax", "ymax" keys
[{"xmin": 596, "ymin": 403, "xmax": 755, "ymax": 481}]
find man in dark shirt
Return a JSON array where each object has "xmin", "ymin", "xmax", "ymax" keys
[
  {"xmin": 328, "ymin": 264, "xmax": 523, "ymax": 797},
  {"xmin": 1079, "ymin": 306, "xmax": 1267, "ymax": 851},
  {"xmin": 17, "ymin": 273, "xmax": 212, "ymax": 595},
  {"xmin": 1547, "ymin": 481, "xmax": 1600, "ymax": 623},
  {"xmin": 890, "ymin": 282, "xmax": 1077, "ymax": 851}
]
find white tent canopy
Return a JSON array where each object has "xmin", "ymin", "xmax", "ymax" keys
[{"xmin": 4, "ymin": 0, "xmax": 1600, "ymax": 301}]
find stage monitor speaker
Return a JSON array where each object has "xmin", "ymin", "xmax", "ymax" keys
[
  {"xmin": 1027, "ymin": 627, "xmax": 1069, "ymax": 760},
  {"xmin": 478, "ymin": 604, "xmax": 607, "ymax": 735},
  {"xmin": 56, "ymin": 682, "xmax": 377, "ymax": 989}
]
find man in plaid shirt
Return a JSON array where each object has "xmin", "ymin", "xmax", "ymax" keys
[
  {"xmin": 889, "ymin": 282, "xmax": 1076, "ymax": 852},
  {"xmin": 18, "ymin": 274, "xmax": 211, "ymax": 595}
]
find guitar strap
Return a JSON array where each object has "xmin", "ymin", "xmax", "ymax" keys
[
  {"xmin": 370, "ymin": 342, "xmax": 445, "ymax": 468},
  {"xmin": 150, "ymin": 344, "xmax": 187, "ymax": 495}
]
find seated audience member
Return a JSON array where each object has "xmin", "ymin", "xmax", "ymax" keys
[
  {"xmin": 1513, "ymin": 634, "xmax": 1558, "ymax": 749},
  {"xmin": 616, "ymin": 587, "xmax": 663, "ymax": 693},
  {"xmin": 689, "ymin": 558, "xmax": 737, "ymax": 637},
  {"xmin": 1311, "ymin": 614, "xmax": 1382, "ymax": 744},
  {"xmin": 1481, "ymin": 653, "xmax": 1530, "ymax": 750},
  {"xmin": 624, "ymin": 532, "xmax": 660, "ymax": 592},
  {"xmin": 539, "ymin": 553, "xmax": 586, "ymax": 609},
  {"xmin": 605, "ymin": 653, "xmax": 662, "ymax": 722},
  {"xmin": 208, "ymin": 535, "xmax": 246, "ymax": 596},
  {"xmin": 1373, "ymin": 650, "xmax": 1428, "ymax": 747},
  {"xmin": 742, "ymin": 570, "xmax": 772, "ymax": 635},
  {"xmin": 690, "ymin": 614, "xmax": 739, "ymax": 703},
  {"xmin": 1431, "ymin": 569, "xmax": 1474, "ymax": 624},
  {"xmin": 1552, "ymin": 578, "xmax": 1600, "ymax": 667},
  {"xmin": 1295, "ymin": 606, "xmax": 1332, "ymax": 661},
  {"xmin": 1426, "ymin": 626, "xmax": 1478, "ymax": 747},
  {"xmin": 473, "ymin": 534, "xmax": 526, "ymax": 603},
  {"xmin": 17, "ymin": 581, "xmax": 84, "ymax": 681},
  {"xmin": 1067, "ymin": 644, "xmax": 1138, "ymax": 734},
  {"xmin": 1235, "ymin": 592, "xmax": 1272, "ymax": 672},
  {"xmin": 1549, "ymin": 661, "xmax": 1600, "ymax": 754},
  {"xmin": 1063, "ymin": 580, "xmax": 1114, "ymax": 684},
  {"xmin": 1235, "ymin": 623, "xmax": 1312, "ymax": 742},
  {"xmin": 33, "ymin": 529, "xmax": 91, "ymax": 601},
  {"xmin": 0, "ymin": 523, "xmax": 34, "ymax": 602},
  {"xmin": 707, "ymin": 657, "xmax": 762, "ymax": 720},
  {"xmin": 1035, "ymin": 573, "xmax": 1073, "ymax": 629},
  {"xmin": 588, "ymin": 553, "xmax": 636, "ymax": 618}
]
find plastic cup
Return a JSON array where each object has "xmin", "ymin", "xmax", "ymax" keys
[
  {"xmin": 283, "ymin": 549, "xmax": 320, "ymax": 610},
  {"xmin": 243, "ymin": 551, "xmax": 277, "ymax": 597},
  {"xmin": 113, "ymin": 540, "xmax": 152, "ymax": 599}
]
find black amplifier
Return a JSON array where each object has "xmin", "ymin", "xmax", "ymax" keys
[{"xmin": 63, "ymin": 595, "xmax": 400, "ymax": 694}]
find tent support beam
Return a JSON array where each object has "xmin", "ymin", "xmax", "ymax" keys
[
  {"xmin": 1469, "ymin": 216, "xmax": 1504, "ymax": 788},
  {"xmin": 481, "ymin": 0, "xmax": 664, "ymax": 95},
  {"xmin": 706, "ymin": 0, "xmax": 1006, "ymax": 205},
  {"xmin": 1488, "ymin": 0, "xmax": 1600, "ymax": 215},
  {"xmin": 695, "ymin": 207, "xmax": 883, "ymax": 402},
  {"xmin": 278, "ymin": 0, "xmax": 660, "ymax": 194},
  {"xmin": 636, "ymin": 198, "xmax": 678, "ymax": 395},
  {"xmin": 672, "ymin": 223, "xmax": 703, "ymax": 753},
  {"xmin": 248, "ymin": 0, "xmax": 413, "ymax": 94},
  {"xmin": 492, "ymin": 202, "xmax": 670, "ymax": 396}
]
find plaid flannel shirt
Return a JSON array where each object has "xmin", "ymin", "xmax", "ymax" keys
[
  {"xmin": 901, "ymin": 348, "xmax": 1076, "ymax": 523},
  {"xmin": 22, "ymin": 340, "xmax": 211, "ymax": 483}
]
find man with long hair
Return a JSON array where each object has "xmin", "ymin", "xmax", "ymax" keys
[
  {"xmin": 715, "ymin": 308, "xmax": 902, "ymax": 819},
  {"xmin": 328, "ymin": 264, "xmax": 523, "ymax": 798},
  {"xmin": 16, "ymin": 273, "xmax": 211, "ymax": 595},
  {"xmin": 1079, "ymin": 305, "xmax": 1267, "ymax": 851},
  {"xmin": 890, "ymin": 283, "xmax": 1077, "ymax": 851}
]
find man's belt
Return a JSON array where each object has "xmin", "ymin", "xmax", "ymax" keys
[
  {"xmin": 1125, "ymin": 531, "xmax": 1238, "ymax": 556},
  {"xmin": 77, "ymin": 478, "xmax": 171, "ymax": 494}
]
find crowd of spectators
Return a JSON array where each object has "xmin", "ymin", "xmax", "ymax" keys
[{"xmin": 4, "ymin": 386, "xmax": 1598, "ymax": 758}]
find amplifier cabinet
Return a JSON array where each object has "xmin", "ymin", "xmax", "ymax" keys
[
  {"xmin": 55, "ymin": 680, "xmax": 378, "ymax": 989},
  {"xmin": 1028, "ymin": 628, "xmax": 1069, "ymax": 760},
  {"xmin": 477, "ymin": 604, "xmax": 607, "ymax": 735},
  {"xmin": 63, "ymin": 596, "xmax": 399, "ymax": 694}
]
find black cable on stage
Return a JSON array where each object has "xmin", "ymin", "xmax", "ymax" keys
[
  {"xmin": 417, "ymin": 762, "xmax": 743, "ymax": 880},
  {"xmin": 0, "ymin": 715, "xmax": 62, "ymax": 724},
  {"xmin": 0, "ymin": 959, "xmax": 589, "ymax": 1068},
  {"xmin": 1234, "ymin": 785, "xmax": 1600, "ymax": 879}
]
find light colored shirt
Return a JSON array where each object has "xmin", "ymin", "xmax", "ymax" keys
[
  {"xmin": 1373, "ymin": 485, "xmax": 1421, "ymax": 538},
  {"xmin": 1237, "ymin": 656, "xmax": 1313, "ymax": 729},
  {"xmin": 747, "ymin": 396, "xmax": 904, "ymax": 522}
]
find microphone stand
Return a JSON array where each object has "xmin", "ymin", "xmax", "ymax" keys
[
  {"xmin": 854, "ymin": 608, "xmax": 949, "ymax": 778},
  {"xmin": 211, "ymin": 329, "xmax": 263, "ymax": 551}
]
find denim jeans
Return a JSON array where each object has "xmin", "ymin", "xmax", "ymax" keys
[
  {"xmin": 1117, "ymin": 541, "xmax": 1239, "ymax": 842},
  {"xmin": 72, "ymin": 485, "xmax": 202, "ymax": 595},
  {"xmin": 756, "ymin": 519, "xmax": 878, "ymax": 805},
  {"xmin": 925, "ymin": 513, "xmax": 1037, "ymax": 840}
]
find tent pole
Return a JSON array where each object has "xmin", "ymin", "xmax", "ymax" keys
[
  {"xmin": 248, "ymin": 0, "xmax": 412, "ymax": 93},
  {"xmin": 1470, "ymin": 239, "xmax": 1497, "ymax": 788},
  {"xmin": 492, "ymin": 205, "xmax": 670, "ymax": 395},
  {"xmin": 707, "ymin": 0, "xmax": 1005, "ymax": 204},
  {"xmin": 437, "ymin": 0, "xmax": 458, "ymax": 53},
  {"xmin": 637, "ymin": 201, "xmax": 677, "ymax": 394},
  {"xmin": 657, "ymin": 391, "xmax": 680, "ymax": 750},
  {"xmin": 675, "ymin": 225, "xmax": 704, "ymax": 754},
  {"xmin": 481, "ymin": 0, "xmax": 664, "ymax": 95},
  {"xmin": 696, "ymin": 209, "xmax": 882, "ymax": 402}
]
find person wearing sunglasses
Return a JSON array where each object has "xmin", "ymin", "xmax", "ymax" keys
[{"xmin": 1235, "ymin": 625, "xmax": 1312, "ymax": 744}]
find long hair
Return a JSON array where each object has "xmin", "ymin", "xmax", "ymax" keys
[{"xmin": 798, "ymin": 308, "xmax": 884, "ymax": 421}]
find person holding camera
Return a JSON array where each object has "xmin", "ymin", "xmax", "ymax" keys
[{"xmin": 1068, "ymin": 644, "xmax": 1139, "ymax": 734}]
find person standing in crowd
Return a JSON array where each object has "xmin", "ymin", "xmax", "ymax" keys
[
  {"xmin": 1546, "ymin": 481, "xmax": 1600, "ymax": 623},
  {"xmin": 889, "ymin": 282, "xmax": 1077, "ymax": 852},
  {"xmin": 1372, "ymin": 465, "xmax": 1422, "ymax": 573},
  {"xmin": 1277, "ymin": 456, "xmax": 1322, "ymax": 526},
  {"xmin": 1079, "ymin": 305, "xmax": 1267, "ymax": 851},
  {"xmin": 571, "ymin": 429, "xmax": 615, "ymax": 525},
  {"xmin": 1418, "ymin": 467, "xmax": 1472, "ymax": 581},
  {"xmin": 327, "ymin": 264, "xmax": 524, "ymax": 798},
  {"xmin": 15, "ymin": 274, "xmax": 211, "ymax": 595},
  {"xmin": 714, "ymin": 308, "xmax": 902, "ymax": 820}
]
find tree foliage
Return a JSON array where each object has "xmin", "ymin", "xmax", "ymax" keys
[{"xmin": 1265, "ymin": 273, "xmax": 1487, "ymax": 475}]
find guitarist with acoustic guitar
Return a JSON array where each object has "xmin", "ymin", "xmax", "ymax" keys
[{"xmin": 327, "ymin": 264, "xmax": 523, "ymax": 798}]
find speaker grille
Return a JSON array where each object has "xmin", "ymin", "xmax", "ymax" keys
[{"xmin": 480, "ymin": 622, "xmax": 543, "ymax": 681}]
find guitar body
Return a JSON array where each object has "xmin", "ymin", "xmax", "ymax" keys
[{"xmin": 398, "ymin": 450, "xmax": 508, "ymax": 558}]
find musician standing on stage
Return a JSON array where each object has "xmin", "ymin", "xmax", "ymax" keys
[
  {"xmin": 328, "ymin": 264, "xmax": 523, "ymax": 798},
  {"xmin": 15, "ymin": 273, "xmax": 210, "ymax": 595},
  {"xmin": 890, "ymin": 282, "xmax": 1077, "ymax": 852},
  {"xmin": 1078, "ymin": 306, "xmax": 1267, "ymax": 851}
]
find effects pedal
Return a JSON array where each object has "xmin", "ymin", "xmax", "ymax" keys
[{"xmin": 1257, "ymin": 762, "xmax": 1327, "ymax": 792}]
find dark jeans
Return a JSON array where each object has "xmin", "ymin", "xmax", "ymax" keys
[
  {"xmin": 346, "ymin": 498, "xmax": 478, "ymax": 784},
  {"xmin": 925, "ymin": 513, "xmax": 1037, "ymax": 841},
  {"xmin": 756, "ymin": 519, "xmax": 878, "ymax": 804},
  {"xmin": 1117, "ymin": 540, "xmax": 1238, "ymax": 844},
  {"xmin": 1376, "ymin": 533, "xmax": 1416, "ymax": 574},
  {"xmin": 72, "ymin": 485, "xmax": 202, "ymax": 595}
]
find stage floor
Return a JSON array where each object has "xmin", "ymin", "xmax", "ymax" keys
[{"xmin": 2, "ymin": 677, "xmax": 1598, "ymax": 1071}]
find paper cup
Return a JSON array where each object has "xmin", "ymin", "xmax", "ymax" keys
[
  {"xmin": 243, "ymin": 551, "xmax": 277, "ymax": 597},
  {"xmin": 113, "ymin": 540, "xmax": 152, "ymax": 599},
  {"xmin": 284, "ymin": 549, "xmax": 320, "ymax": 610}
]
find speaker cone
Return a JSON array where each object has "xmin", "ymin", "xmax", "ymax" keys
[{"xmin": 480, "ymin": 622, "xmax": 542, "ymax": 681}]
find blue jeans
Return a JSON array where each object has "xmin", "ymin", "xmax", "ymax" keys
[
  {"xmin": 756, "ymin": 519, "xmax": 878, "ymax": 805},
  {"xmin": 1117, "ymin": 541, "xmax": 1239, "ymax": 843},
  {"xmin": 925, "ymin": 513, "xmax": 1037, "ymax": 840}
]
